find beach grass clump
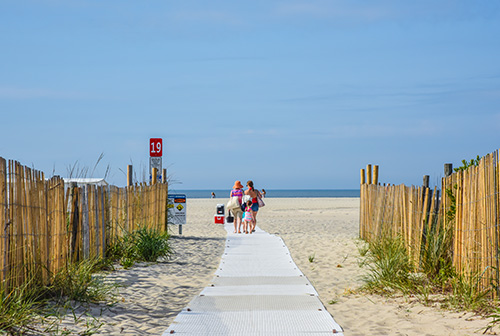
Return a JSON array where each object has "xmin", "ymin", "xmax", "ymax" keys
[
  {"xmin": 308, "ymin": 254, "xmax": 315, "ymax": 263},
  {"xmin": 361, "ymin": 235, "xmax": 415, "ymax": 295},
  {"xmin": 0, "ymin": 258, "xmax": 115, "ymax": 334},
  {"xmin": 50, "ymin": 257, "xmax": 116, "ymax": 304},
  {"xmin": 106, "ymin": 232, "xmax": 138, "ymax": 269},
  {"xmin": 107, "ymin": 225, "xmax": 172, "ymax": 268},
  {"xmin": 360, "ymin": 217, "xmax": 495, "ymax": 315},
  {"xmin": 134, "ymin": 226, "xmax": 172, "ymax": 262},
  {"xmin": 0, "ymin": 280, "xmax": 42, "ymax": 334},
  {"xmin": 420, "ymin": 224, "xmax": 454, "ymax": 286},
  {"xmin": 448, "ymin": 270, "xmax": 491, "ymax": 312}
]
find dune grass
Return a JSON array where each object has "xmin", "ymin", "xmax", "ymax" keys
[
  {"xmin": 0, "ymin": 258, "xmax": 114, "ymax": 335},
  {"xmin": 360, "ymin": 222, "xmax": 495, "ymax": 315},
  {"xmin": 50, "ymin": 258, "xmax": 117, "ymax": 304},
  {"xmin": 106, "ymin": 224, "xmax": 172, "ymax": 268},
  {"xmin": 0, "ymin": 224, "xmax": 172, "ymax": 334},
  {"xmin": 0, "ymin": 278, "xmax": 41, "ymax": 334}
]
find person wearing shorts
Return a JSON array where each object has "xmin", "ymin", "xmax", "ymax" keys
[
  {"xmin": 245, "ymin": 180, "xmax": 262, "ymax": 233},
  {"xmin": 230, "ymin": 181, "xmax": 244, "ymax": 233}
]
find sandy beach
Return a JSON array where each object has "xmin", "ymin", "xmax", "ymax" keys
[{"xmin": 48, "ymin": 198, "xmax": 497, "ymax": 335}]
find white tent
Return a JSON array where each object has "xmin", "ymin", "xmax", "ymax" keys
[{"xmin": 63, "ymin": 178, "xmax": 108, "ymax": 187}]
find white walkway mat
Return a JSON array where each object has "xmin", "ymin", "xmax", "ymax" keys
[{"xmin": 162, "ymin": 223, "xmax": 344, "ymax": 335}]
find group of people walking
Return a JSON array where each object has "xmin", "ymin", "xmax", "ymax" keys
[{"xmin": 227, "ymin": 180, "xmax": 264, "ymax": 234}]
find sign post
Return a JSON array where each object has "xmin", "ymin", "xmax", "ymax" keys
[
  {"xmin": 149, "ymin": 138, "xmax": 163, "ymax": 182},
  {"xmin": 168, "ymin": 194, "xmax": 186, "ymax": 234}
]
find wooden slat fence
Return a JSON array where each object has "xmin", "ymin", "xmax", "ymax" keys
[
  {"xmin": 360, "ymin": 149, "xmax": 500, "ymax": 293},
  {"xmin": 443, "ymin": 150, "xmax": 500, "ymax": 292},
  {"xmin": 0, "ymin": 157, "xmax": 168, "ymax": 292},
  {"xmin": 360, "ymin": 182, "xmax": 440, "ymax": 268}
]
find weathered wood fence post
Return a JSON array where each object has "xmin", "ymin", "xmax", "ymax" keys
[
  {"xmin": 423, "ymin": 175, "xmax": 429, "ymax": 188},
  {"xmin": 373, "ymin": 165, "xmax": 379, "ymax": 185},
  {"xmin": 69, "ymin": 182, "xmax": 79, "ymax": 262},
  {"xmin": 152, "ymin": 168, "xmax": 158, "ymax": 185},
  {"xmin": 100, "ymin": 187, "xmax": 106, "ymax": 257},
  {"xmin": 366, "ymin": 164, "xmax": 372, "ymax": 185},
  {"xmin": 127, "ymin": 165, "xmax": 133, "ymax": 187},
  {"xmin": 82, "ymin": 185, "xmax": 90, "ymax": 259},
  {"xmin": 444, "ymin": 163, "xmax": 453, "ymax": 177}
]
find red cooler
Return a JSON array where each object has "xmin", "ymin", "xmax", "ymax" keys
[{"xmin": 214, "ymin": 215, "xmax": 225, "ymax": 224}]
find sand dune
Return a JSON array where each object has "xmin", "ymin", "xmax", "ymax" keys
[{"xmin": 44, "ymin": 198, "xmax": 497, "ymax": 335}]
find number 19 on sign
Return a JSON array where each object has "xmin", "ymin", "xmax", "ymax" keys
[{"xmin": 150, "ymin": 138, "xmax": 163, "ymax": 157}]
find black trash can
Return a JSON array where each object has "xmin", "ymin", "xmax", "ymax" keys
[{"xmin": 216, "ymin": 204, "xmax": 225, "ymax": 215}]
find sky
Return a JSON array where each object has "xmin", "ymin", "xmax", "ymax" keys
[{"xmin": 1, "ymin": 1, "xmax": 499, "ymax": 190}]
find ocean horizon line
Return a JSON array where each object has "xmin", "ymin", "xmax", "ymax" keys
[
  {"xmin": 168, "ymin": 189, "xmax": 360, "ymax": 199},
  {"xmin": 171, "ymin": 188, "xmax": 360, "ymax": 191}
]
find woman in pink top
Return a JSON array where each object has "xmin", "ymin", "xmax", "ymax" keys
[{"xmin": 230, "ymin": 180, "xmax": 244, "ymax": 233}]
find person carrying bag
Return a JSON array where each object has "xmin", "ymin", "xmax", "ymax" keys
[{"xmin": 228, "ymin": 181, "xmax": 244, "ymax": 233}]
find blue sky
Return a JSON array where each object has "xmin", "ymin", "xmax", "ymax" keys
[{"xmin": 1, "ymin": 1, "xmax": 499, "ymax": 189}]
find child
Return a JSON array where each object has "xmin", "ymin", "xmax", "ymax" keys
[{"xmin": 242, "ymin": 200, "xmax": 254, "ymax": 234}]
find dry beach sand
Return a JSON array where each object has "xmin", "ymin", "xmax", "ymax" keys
[{"xmin": 48, "ymin": 198, "xmax": 498, "ymax": 335}]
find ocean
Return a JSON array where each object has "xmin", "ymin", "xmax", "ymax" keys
[{"xmin": 169, "ymin": 189, "xmax": 360, "ymax": 199}]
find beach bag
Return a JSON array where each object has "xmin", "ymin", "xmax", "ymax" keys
[
  {"xmin": 257, "ymin": 196, "xmax": 265, "ymax": 207},
  {"xmin": 226, "ymin": 196, "xmax": 241, "ymax": 211}
]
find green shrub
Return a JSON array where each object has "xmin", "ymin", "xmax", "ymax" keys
[{"xmin": 454, "ymin": 155, "xmax": 481, "ymax": 172}]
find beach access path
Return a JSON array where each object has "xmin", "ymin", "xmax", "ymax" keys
[{"xmin": 162, "ymin": 222, "xmax": 344, "ymax": 335}]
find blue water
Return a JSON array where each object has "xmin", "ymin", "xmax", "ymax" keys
[{"xmin": 170, "ymin": 189, "xmax": 360, "ymax": 199}]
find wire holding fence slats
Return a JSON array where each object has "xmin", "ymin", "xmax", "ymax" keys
[{"xmin": 0, "ymin": 157, "xmax": 169, "ymax": 293}]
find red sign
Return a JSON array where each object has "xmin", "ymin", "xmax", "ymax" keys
[{"xmin": 150, "ymin": 138, "xmax": 163, "ymax": 157}]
